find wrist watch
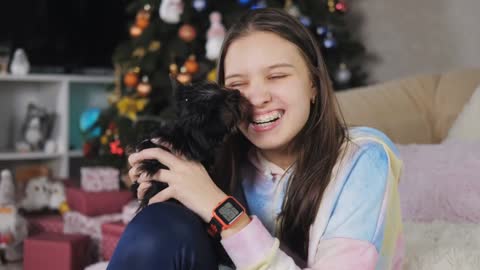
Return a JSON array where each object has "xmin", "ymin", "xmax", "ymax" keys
[{"xmin": 207, "ymin": 196, "xmax": 247, "ymax": 239}]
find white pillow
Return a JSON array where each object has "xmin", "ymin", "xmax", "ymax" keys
[
  {"xmin": 445, "ymin": 84, "xmax": 480, "ymax": 142},
  {"xmin": 403, "ymin": 221, "xmax": 480, "ymax": 270}
]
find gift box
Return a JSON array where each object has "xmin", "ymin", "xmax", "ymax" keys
[
  {"xmin": 66, "ymin": 187, "xmax": 132, "ymax": 216},
  {"xmin": 26, "ymin": 214, "xmax": 64, "ymax": 235},
  {"xmin": 63, "ymin": 211, "xmax": 123, "ymax": 243},
  {"xmin": 101, "ymin": 222, "xmax": 126, "ymax": 260},
  {"xmin": 23, "ymin": 232, "xmax": 92, "ymax": 270},
  {"xmin": 81, "ymin": 167, "xmax": 120, "ymax": 192},
  {"xmin": 64, "ymin": 211, "xmax": 123, "ymax": 259}
]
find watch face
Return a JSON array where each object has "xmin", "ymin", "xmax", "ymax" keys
[{"xmin": 217, "ymin": 200, "xmax": 242, "ymax": 224}]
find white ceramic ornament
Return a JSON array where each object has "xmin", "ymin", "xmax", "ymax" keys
[
  {"xmin": 159, "ymin": 0, "xmax": 184, "ymax": 24},
  {"xmin": 9, "ymin": 48, "xmax": 30, "ymax": 75},
  {"xmin": 205, "ymin": 12, "xmax": 226, "ymax": 61},
  {"xmin": 25, "ymin": 117, "xmax": 44, "ymax": 150},
  {"xmin": 0, "ymin": 169, "xmax": 15, "ymax": 206},
  {"xmin": 48, "ymin": 181, "xmax": 66, "ymax": 210}
]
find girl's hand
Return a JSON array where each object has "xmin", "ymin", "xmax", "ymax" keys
[{"xmin": 128, "ymin": 147, "xmax": 227, "ymax": 222}]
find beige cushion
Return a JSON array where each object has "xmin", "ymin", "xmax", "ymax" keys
[{"xmin": 336, "ymin": 68, "xmax": 480, "ymax": 144}]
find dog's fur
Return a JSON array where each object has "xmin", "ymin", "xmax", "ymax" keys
[{"xmin": 131, "ymin": 81, "xmax": 252, "ymax": 209}]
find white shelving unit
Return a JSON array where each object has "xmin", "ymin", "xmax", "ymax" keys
[{"xmin": 0, "ymin": 74, "xmax": 113, "ymax": 178}]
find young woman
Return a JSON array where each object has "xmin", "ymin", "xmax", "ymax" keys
[{"xmin": 108, "ymin": 8, "xmax": 404, "ymax": 270}]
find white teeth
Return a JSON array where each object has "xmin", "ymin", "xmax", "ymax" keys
[{"xmin": 252, "ymin": 111, "xmax": 283, "ymax": 124}]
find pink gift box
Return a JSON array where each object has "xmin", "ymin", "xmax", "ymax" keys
[
  {"xmin": 23, "ymin": 232, "xmax": 92, "ymax": 270},
  {"xmin": 101, "ymin": 222, "xmax": 126, "ymax": 260},
  {"xmin": 26, "ymin": 214, "xmax": 64, "ymax": 236},
  {"xmin": 81, "ymin": 167, "xmax": 120, "ymax": 192},
  {"xmin": 66, "ymin": 187, "xmax": 132, "ymax": 216}
]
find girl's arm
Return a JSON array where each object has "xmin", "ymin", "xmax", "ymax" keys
[{"xmin": 221, "ymin": 142, "xmax": 402, "ymax": 270}]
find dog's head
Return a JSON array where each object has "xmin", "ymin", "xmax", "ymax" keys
[{"xmin": 175, "ymin": 81, "xmax": 251, "ymax": 138}]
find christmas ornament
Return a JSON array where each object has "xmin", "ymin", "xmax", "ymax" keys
[
  {"xmin": 9, "ymin": 48, "xmax": 30, "ymax": 75},
  {"xmin": 132, "ymin": 47, "xmax": 146, "ymax": 58},
  {"xmin": 238, "ymin": 0, "xmax": 251, "ymax": 6},
  {"xmin": 137, "ymin": 75, "xmax": 152, "ymax": 97},
  {"xmin": 116, "ymin": 97, "xmax": 148, "ymax": 121},
  {"xmin": 129, "ymin": 25, "xmax": 143, "ymax": 38},
  {"xmin": 328, "ymin": 0, "xmax": 335, "ymax": 13},
  {"xmin": 178, "ymin": 24, "xmax": 197, "ymax": 42},
  {"xmin": 207, "ymin": 68, "xmax": 216, "ymax": 82},
  {"xmin": 123, "ymin": 70, "xmax": 140, "ymax": 87},
  {"xmin": 80, "ymin": 108, "xmax": 102, "ymax": 138},
  {"xmin": 299, "ymin": 16, "xmax": 311, "ymax": 27},
  {"xmin": 135, "ymin": 7, "xmax": 151, "ymax": 30},
  {"xmin": 110, "ymin": 140, "xmax": 124, "ymax": 156},
  {"xmin": 159, "ymin": 0, "xmax": 184, "ymax": 24},
  {"xmin": 169, "ymin": 63, "xmax": 179, "ymax": 76},
  {"xmin": 193, "ymin": 0, "xmax": 206, "ymax": 11},
  {"xmin": 335, "ymin": 63, "xmax": 352, "ymax": 84},
  {"xmin": 206, "ymin": 11, "xmax": 226, "ymax": 61},
  {"xmin": 335, "ymin": 1, "xmax": 348, "ymax": 13},
  {"xmin": 176, "ymin": 66, "xmax": 192, "ymax": 84},
  {"xmin": 323, "ymin": 32, "xmax": 337, "ymax": 48},
  {"xmin": 184, "ymin": 55, "xmax": 199, "ymax": 74},
  {"xmin": 284, "ymin": 0, "xmax": 301, "ymax": 18},
  {"xmin": 148, "ymin": 41, "xmax": 162, "ymax": 52},
  {"xmin": 316, "ymin": 26, "xmax": 328, "ymax": 36}
]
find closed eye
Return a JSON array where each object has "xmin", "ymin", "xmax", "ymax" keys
[
  {"xmin": 268, "ymin": 74, "xmax": 288, "ymax": 80},
  {"xmin": 227, "ymin": 82, "xmax": 246, "ymax": 88}
]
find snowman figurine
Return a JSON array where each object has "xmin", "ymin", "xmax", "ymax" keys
[
  {"xmin": 9, "ymin": 48, "xmax": 30, "ymax": 75},
  {"xmin": 159, "ymin": 0, "xmax": 184, "ymax": 24},
  {"xmin": 205, "ymin": 12, "xmax": 226, "ymax": 61},
  {"xmin": 0, "ymin": 169, "xmax": 28, "ymax": 263}
]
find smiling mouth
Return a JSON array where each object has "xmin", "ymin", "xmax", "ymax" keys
[{"xmin": 251, "ymin": 111, "xmax": 284, "ymax": 126}]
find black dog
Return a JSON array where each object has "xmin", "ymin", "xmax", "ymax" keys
[{"xmin": 131, "ymin": 81, "xmax": 252, "ymax": 209}]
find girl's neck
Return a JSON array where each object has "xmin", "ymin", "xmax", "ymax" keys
[{"xmin": 259, "ymin": 148, "xmax": 296, "ymax": 171}]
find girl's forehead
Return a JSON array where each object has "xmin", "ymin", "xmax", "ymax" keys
[{"xmin": 225, "ymin": 32, "xmax": 302, "ymax": 73}]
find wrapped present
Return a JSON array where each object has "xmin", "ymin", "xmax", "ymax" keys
[
  {"xmin": 81, "ymin": 167, "xmax": 120, "ymax": 192},
  {"xmin": 26, "ymin": 214, "xmax": 64, "ymax": 235},
  {"xmin": 101, "ymin": 222, "xmax": 126, "ymax": 260},
  {"xmin": 64, "ymin": 211, "xmax": 122, "ymax": 259},
  {"xmin": 66, "ymin": 187, "xmax": 132, "ymax": 216},
  {"xmin": 24, "ymin": 232, "xmax": 92, "ymax": 270},
  {"xmin": 122, "ymin": 200, "xmax": 140, "ymax": 224}
]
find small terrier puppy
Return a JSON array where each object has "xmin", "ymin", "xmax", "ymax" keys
[{"xmin": 131, "ymin": 81, "xmax": 252, "ymax": 209}]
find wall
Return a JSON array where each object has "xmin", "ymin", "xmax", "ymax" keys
[{"xmin": 354, "ymin": 0, "xmax": 480, "ymax": 83}]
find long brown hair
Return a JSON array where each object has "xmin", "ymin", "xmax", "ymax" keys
[{"xmin": 214, "ymin": 8, "xmax": 349, "ymax": 261}]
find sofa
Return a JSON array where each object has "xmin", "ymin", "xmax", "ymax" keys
[{"xmin": 336, "ymin": 68, "xmax": 480, "ymax": 269}]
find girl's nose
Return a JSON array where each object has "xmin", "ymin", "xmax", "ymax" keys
[{"xmin": 245, "ymin": 80, "xmax": 272, "ymax": 107}]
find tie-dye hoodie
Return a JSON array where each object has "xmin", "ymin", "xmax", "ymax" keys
[{"xmin": 220, "ymin": 127, "xmax": 404, "ymax": 270}]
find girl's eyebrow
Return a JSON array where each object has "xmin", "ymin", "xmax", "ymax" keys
[{"xmin": 225, "ymin": 63, "xmax": 294, "ymax": 81}]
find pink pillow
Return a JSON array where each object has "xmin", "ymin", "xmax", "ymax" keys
[{"xmin": 397, "ymin": 142, "xmax": 480, "ymax": 223}]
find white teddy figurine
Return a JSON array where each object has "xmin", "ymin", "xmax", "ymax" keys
[{"xmin": 20, "ymin": 176, "xmax": 51, "ymax": 212}]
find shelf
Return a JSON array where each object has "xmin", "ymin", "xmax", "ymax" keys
[
  {"xmin": 0, "ymin": 74, "xmax": 113, "ymax": 84},
  {"xmin": 0, "ymin": 151, "xmax": 62, "ymax": 160},
  {"xmin": 69, "ymin": 150, "xmax": 84, "ymax": 158}
]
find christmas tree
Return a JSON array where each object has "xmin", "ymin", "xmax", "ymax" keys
[{"xmin": 83, "ymin": 0, "xmax": 370, "ymax": 170}]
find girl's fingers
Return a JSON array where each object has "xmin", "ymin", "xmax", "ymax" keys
[
  {"xmin": 137, "ymin": 169, "xmax": 175, "ymax": 185},
  {"xmin": 137, "ymin": 182, "xmax": 152, "ymax": 200},
  {"xmin": 128, "ymin": 165, "xmax": 140, "ymax": 182},
  {"xmin": 128, "ymin": 147, "xmax": 179, "ymax": 169},
  {"xmin": 148, "ymin": 187, "xmax": 174, "ymax": 205}
]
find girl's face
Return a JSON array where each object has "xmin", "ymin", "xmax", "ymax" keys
[{"xmin": 224, "ymin": 31, "xmax": 315, "ymax": 153}]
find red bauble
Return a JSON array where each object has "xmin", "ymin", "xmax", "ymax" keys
[
  {"xmin": 178, "ymin": 24, "xmax": 197, "ymax": 42},
  {"xmin": 184, "ymin": 55, "xmax": 199, "ymax": 74},
  {"xmin": 335, "ymin": 1, "xmax": 347, "ymax": 12},
  {"xmin": 124, "ymin": 72, "xmax": 139, "ymax": 87},
  {"xmin": 136, "ymin": 10, "xmax": 151, "ymax": 29},
  {"xmin": 110, "ymin": 140, "xmax": 124, "ymax": 156},
  {"xmin": 136, "ymin": 76, "xmax": 152, "ymax": 97}
]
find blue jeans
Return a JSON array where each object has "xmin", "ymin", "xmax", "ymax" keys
[{"xmin": 107, "ymin": 202, "xmax": 221, "ymax": 270}]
